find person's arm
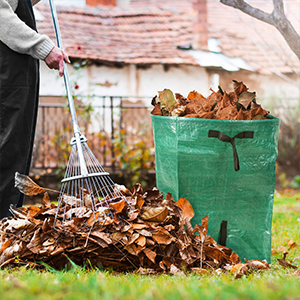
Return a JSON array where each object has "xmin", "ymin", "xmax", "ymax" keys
[
  {"xmin": 0, "ymin": 0, "xmax": 55, "ymax": 60},
  {"xmin": 33, "ymin": 0, "xmax": 71, "ymax": 76},
  {"xmin": 0, "ymin": 0, "xmax": 70, "ymax": 76}
]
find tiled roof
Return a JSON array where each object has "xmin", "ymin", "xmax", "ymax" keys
[
  {"xmin": 37, "ymin": 1, "xmax": 198, "ymax": 66},
  {"xmin": 36, "ymin": 0, "xmax": 300, "ymax": 75}
]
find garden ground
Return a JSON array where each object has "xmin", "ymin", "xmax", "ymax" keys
[{"xmin": 0, "ymin": 191, "xmax": 299, "ymax": 300}]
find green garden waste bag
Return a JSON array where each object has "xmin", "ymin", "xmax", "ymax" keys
[{"xmin": 151, "ymin": 114, "xmax": 280, "ymax": 262}]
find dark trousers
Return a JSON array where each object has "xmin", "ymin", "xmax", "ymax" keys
[{"xmin": 0, "ymin": 0, "xmax": 39, "ymax": 218}]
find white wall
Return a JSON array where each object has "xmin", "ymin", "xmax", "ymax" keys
[
  {"xmin": 137, "ymin": 65, "xmax": 210, "ymax": 98},
  {"xmin": 40, "ymin": 61, "xmax": 300, "ymax": 101},
  {"xmin": 39, "ymin": 62, "xmax": 211, "ymax": 101}
]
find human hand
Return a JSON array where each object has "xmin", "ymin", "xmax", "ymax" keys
[{"xmin": 44, "ymin": 46, "xmax": 70, "ymax": 77}]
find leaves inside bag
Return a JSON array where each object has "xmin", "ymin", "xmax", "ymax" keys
[{"xmin": 151, "ymin": 80, "xmax": 270, "ymax": 120}]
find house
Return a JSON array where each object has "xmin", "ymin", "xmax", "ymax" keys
[
  {"xmin": 33, "ymin": 0, "xmax": 300, "ymax": 170},
  {"xmin": 36, "ymin": 0, "xmax": 299, "ymax": 96}
]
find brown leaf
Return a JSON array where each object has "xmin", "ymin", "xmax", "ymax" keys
[
  {"xmin": 288, "ymin": 239, "xmax": 298, "ymax": 251},
  {"xmin": 62, "ymin": 195, "xmax": 83, "ymax": 207},
  {"xmin": 109, "ymin": 199, "xmax": 126, "ymax": 214},
  {"xmin": 233, "ymin": 80, "xmax": 248, "ymax": 97},
  {"xmin": 159, "ymin": 260, "xmax": 166, "ymax": 271},
  {"xmin": 215, "ymin": 105, "xmax": 238, "ymax": 120},
  {"xmin": 50, "ymin": 247, "xmax": 65, "ymax": 256},
  {"xmin": 136, "ymin": 229, "xmax": 152, "ymax": 237},
  {"xmin": 278, "ymin": 252, "xmax": 298, "ymax": 269},
  {"xmin": 243, "ymin": 110, "xmax": 252, "ymax": 120},
  {"xmin": 146, "ymin": 238, "xmax": 156, "ymax": 246},
  {"xmin": 163, "ymin": 192, "xmax": 181, "ymax": 217},
  {"xmin": 133, "ymin": 194, "xmax": 145, "ymax": 210},
  {"xmin": 171, "ymin": 106, "xmax": 186, "ymax": 117},
  {"xmin": 144, "ymin": 188, "xmax": 164, "ymax": 203},
  {"xmin": 234, "ymin": 109, "xmax": 244, "ymax": 120},
  {"xmin": 204, "ymin": 246, "xmax": 226, "ymax": 263},
  {"xmin": 218, "ymin": 92, "xmax": 231, "ymax": 110},
  {"xmin": 179, "ymin": 244, "xmax": 197, "ymax": 265},
  {"xmin": 187, "ymin": 90, "xmax": 206, "ymax": 102},
  {"xmin": 114, "ymin": 184, "xmax": 132, "ymax": 196},
  {"xmin": 228, "ymin": 91, "xmax": 238, "ymax": 104},
  {"xmin": 86, "ymin": 209, "xmax": 110, "ymax": 226},
  {"xmin": 199, "ymin": 111, "xmax": 216, "ymax": 119},
  {"xmin": 9, "ymin": 206, "xmax": 27, "ymax": 219},
  {"xmin": 244, "ymin": 259, "xmax": 270, "ymax": 270},
  {"xmin": 230, "ymin": 251, "xmax": 241, "ymax": 265},
  {"xmin": 175, "ymin": 93, "xmax": 188, "ymax": 106},
  {"xmin": 128, "ymin": 233, "xmax": 140, "ymax": 245},
  {"xmin": 135, "ymin": 236, "xmax": 146, "ymax": 247},
  {"xmin": 91, "ymin": 231, "xmax": 112, "ymax": 245},
  {"xmin": 143, "ymin": 248, "xmax": 156, "ymax": 264},
  {"xmin": 193, "ymin": 215, "xmax": 209, "ymax": 243},
  {"xmin": 152, "ymin": 231, "xmax": 175, "ymax": 245},
  {"xmin": 252, "ymin": 115, "xmax": 266, "ymax": 120},
  {"xmin": 27, "ymin": 228, "xmax": 42, "ymax": 254},
  {"xmin": 132, "ymin": 223, "xmax": 149, "ymax": 230},
  {"xmin": 0, "ymin": 240, "xmax": 12, "ymax": 255},
  {"xmin": 42, "ymin": 238, "xmax": 55, "ymax": 247},
  {"xmin": 4, "ymin": 218, "xmax": 33, "ymax": 231},
  {"xmin": 151, "ymin": 104, "xmax": 162, "ymax": 116},
  {"xmin": 170, "ymin": 264, "xmax": 186, "ymax": 276},
  {"xmin": 42, "ymin": 193, "xmax": 51, "ymax": 209},
  {"xmin": 190, "ymin": 267, "xmax": 208, "ymax": 275},
  {"xmin": 88, "ymin": 237, "xmax": 108, "ymax": 248},
  {"xmin": 164, "ymin": 224, "xmax": 175, "ymax": 231},
  {"xmin": 137, "ymin": 267, "xmax": 157, "ymax": 275},
  {"xmin": 26, "ymin": 206, "xmax": 41, "ymax": 218},
  {"xmin": 231, "ymin": 263, "xmax": 249, "ymax": 278},
  {"xmin": 64, "ymin": 207, "xmax": 86, "ymax": 220},
  {"xmin": 127, "ymin": 209, "xmax": 139, "ymax": 221},
  {"xmin": 250, "ymin": 103, "xmax": 269, "ymax": 119},
  {"xmin": 291, "ymin": 269, "xmax": 300, "ymax": 276},
  {"xmin": 141, "ymin": 206, "xmax": 168, "ymax": 223},
  {"xmin": 111, "ymin": 232, "xmax": 126, "ymax": 243},
  {"xmin": 14, "ymin": 172, "xmax": 59, "ymax": 196},
  {"xmin": 131, "ymin": 183, "xmax": 143, "ymax": 196},
  {"xmin": 238, "ymin": 91, "xmax": 256, "ymax": 109},
  {"xmin": 185, "ymin": 99, "xmax": 209, "ymax": 114},
  {"xmin": 206, "ymin": 88, "xmax": 223, "ymax": 104},
  {"xmin": 176, "ymin": 198, "xmax": 194, "ymax": 222},
  {"xmin": 158, "ymin": 89, "xmax": 176, "ymax": 115}
]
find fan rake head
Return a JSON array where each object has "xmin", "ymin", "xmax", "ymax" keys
[{"xmin": 53, "ymin": 139, "xmax": 129, "ymax": 229}]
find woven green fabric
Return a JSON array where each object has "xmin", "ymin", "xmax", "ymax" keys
[{"xmin": 151, "ymin": 114, "xmax": 280, "ymax": 262}]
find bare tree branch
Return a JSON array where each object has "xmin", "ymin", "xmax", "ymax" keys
[{"xmin": 220, "ymin": 0, "xmax": 300, "ymax": 61}]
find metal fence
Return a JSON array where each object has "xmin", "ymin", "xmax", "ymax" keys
[
  {"xmin": 31, "ymin": 95, "xmax": 299, "ymax": 173},
  {"xmin": 32, "ymin": 96, "xmax": 153, "ymax": 172}
]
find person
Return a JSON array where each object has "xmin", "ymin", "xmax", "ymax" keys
[{"xmin": 0, "ymin": 0, "xmax": 70, "ymax": 219}]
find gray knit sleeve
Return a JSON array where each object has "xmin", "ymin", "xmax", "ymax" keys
[{"xmin": 0, "ymin": 0, "xmax": 55, "ymax": 60}]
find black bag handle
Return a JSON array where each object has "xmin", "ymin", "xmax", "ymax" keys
[
  {"xmin": 220, "ymin": 220, "xmax": 228, "ymax": 246},
  {"xmin": 208, "ymin": 130, "xmax": 254, "ymax": 171}
]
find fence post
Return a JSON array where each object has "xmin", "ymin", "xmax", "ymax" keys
[{"xmin": 110, "ymin": 96, "xmax": 115, "ymax": 173}]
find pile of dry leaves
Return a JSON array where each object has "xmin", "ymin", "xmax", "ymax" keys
[
  {"xmin": 1, "ymin": 175, "xmax": 286, "ymax": 277},
  {"xmin": 151, "ymin": 80, "xmax": 269, "ymax": 120},
  {"xmin": 0, "ymin": 178, "xmax": 245, "ymax": 273}
]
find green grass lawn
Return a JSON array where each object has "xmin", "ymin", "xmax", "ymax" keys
[{"xmin": 1, "ymin": 192, "xmax": 299, "ymax": 300}]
